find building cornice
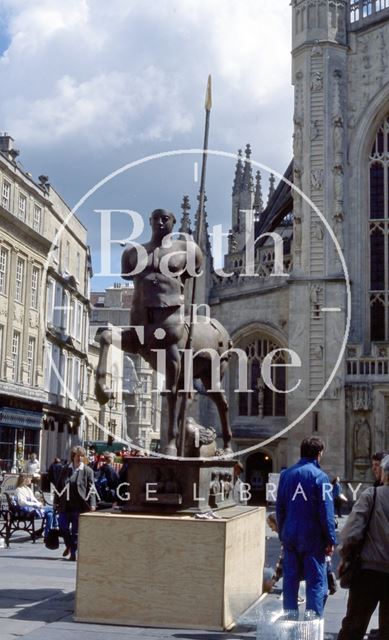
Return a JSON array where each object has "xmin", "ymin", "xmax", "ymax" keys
[
  {"xmin": 0, "ymin": 382, "xmax": 48, "ymax": 403},
  {"xmin": 0, "ymin": 205, "xmax": 52, "ymax": 254}
]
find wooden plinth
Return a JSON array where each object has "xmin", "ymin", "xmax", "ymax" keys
[{"xmin": 74, "ymin": 506, "xmax": 265, "ymax": 630}]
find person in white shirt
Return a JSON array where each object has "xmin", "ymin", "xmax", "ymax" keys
[
  {"xmin": 233, "ymin": 461, "xmax": 248, "ymax": 505},
  {"xmin": 15, "ymin": 474, "xmax": 54, "ymax": 539},
  {"xmin": 25, "ymin": 453, "xmax": 40, "ymax": 478}
]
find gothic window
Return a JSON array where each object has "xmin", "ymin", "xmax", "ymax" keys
[
  {"xmin": 369, "ymin": 115, "xmax": 389, "ymax": 341},
  {"xmin": 350, "ymin": 0, "xmax": 360, "ymax": 22},
  {"xmin": 363, "ymin": 0, "xmax": 374, "ymax": 17},
  {"xmin": 237, "ymin": 336, "xmax": 286, "ymax": 418}
]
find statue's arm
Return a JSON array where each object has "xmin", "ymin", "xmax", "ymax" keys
[{"xmin": 121, "ymin": 245, "xmax": 142, "ymax": 281}]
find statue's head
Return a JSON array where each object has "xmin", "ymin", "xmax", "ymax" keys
[{"xmin": 149, "ymin": 209, "xmax": 176, "ymax": 237}]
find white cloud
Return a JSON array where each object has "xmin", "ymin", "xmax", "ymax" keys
[
  {"xmin": 0, "ymin": 0, "xmax": 292, "ymax": 156},
  {"xmin": 4, "ymin": 68, "xmax": 193, "ymax": 146}
]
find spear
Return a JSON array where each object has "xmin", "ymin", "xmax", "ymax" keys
[{"xmin": 178, "ymin": 75, "xmax": 212, "ymax": 458}]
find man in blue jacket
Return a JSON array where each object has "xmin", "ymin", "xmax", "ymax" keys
[{"xmin": 276, "ymin": 436, "xmax": 336, "ymax": 618}]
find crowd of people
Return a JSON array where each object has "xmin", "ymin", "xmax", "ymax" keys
[
  {"xmin": 8, "ymin": 439, "xmax": 389, "ymax": 637},
  {"xmin": 11, "ymin": 445, "xmax": 132, "ymax": 561}
]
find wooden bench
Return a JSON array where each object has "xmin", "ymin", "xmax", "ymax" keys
[
  {"xmin": 0, "ymin": 505, "xmax": 7, "ymax": 543},
  {"xmin": 3, "ymin": 492, "xmax": 44, "ymax": 547}
]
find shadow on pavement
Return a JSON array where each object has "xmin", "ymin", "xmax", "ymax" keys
[
  {"xmin": 173, "ymin": 633, "xmax": 255, "ymax": 640},
  {"xmin": 0, "ymin": 554, "xmax": 66, "ymax": 561},
  {"xmin": 0, "ymin": 589, "xmax": 74, "ymax": 623}
]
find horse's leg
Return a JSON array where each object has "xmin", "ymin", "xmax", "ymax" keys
[
  {"xmin": 164, "ymin": 344, "xmax": 181, "ymax": 456},
  {"xmin": 175, "ymin": 390, "xmax": 195, "ymax": 454},
  {"xmin": 208, "ymin": 389, "xmax": 233, "ymax": 454},
  {"xmin": 95, "ymin": 327, "xmax": 140, "ymax": 405},
  {"xmin": 95, "ymin": 328, "xmax": 115, "ymax": 405},
  {"xmin": 200, "ymin": 366, "xmax": 233, "ymax": 454}
]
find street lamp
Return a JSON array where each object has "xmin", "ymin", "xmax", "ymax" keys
[
  {"xmin": 107, "ymin": 396, "xmax": 116, "ymax": 446},
  {"xmin": 107, "ymin": 397, "xmax": 114, "ymax": 432}
]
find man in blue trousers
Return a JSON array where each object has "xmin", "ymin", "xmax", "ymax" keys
[{"xmin": 276, "ymin": 436, "xmax": 336, "ymax": 618}]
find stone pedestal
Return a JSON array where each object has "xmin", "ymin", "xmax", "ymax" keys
[{"xmin": 75, "ymin": 506, "xmax": 265, "ymax": 630}]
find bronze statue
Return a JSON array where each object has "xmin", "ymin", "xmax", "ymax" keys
[{"xmin": 95, "ymin": 209, "xmax": 233, "ymax": 456}]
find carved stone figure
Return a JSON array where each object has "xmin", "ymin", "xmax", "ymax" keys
[
  {"xmin": 311, "ymin": 45, "xmax": 323, "ymax": 57},
  {"xmin": 293, "ymin": 118, "xmax": 303, "ymax": 171},
  {"xmin": 311, "ymin": 71, "xmax": 323, "ymax": 92},
  {"xmin": 257, "ymin": 377, "xmax": 265, "ymax": 419},
  {"xmin": 312, "ymin": 221, "xmax": 324, "ymax": 242},
  {"xmin": 312, "ymin": 344, "xmax": 324, "ymax": 360},
  {"xmin": 333, "ymin": 212, "xmax": 344, "ymax": 250},
  {"xmin": 333, "ymin": 164, "xmax": 344, "ymax": 217},
  {"xmin": 310, "ymin": 285, "xmax": 322, "ymax": 306},
  {"xmin": 333, "ymin": 117, "xmax": 344, "ymax": 165},
  {"xmin": 311, "ymin": 169, "xmax": 323, "ymax": 190},
  {"xmin": 354, "ymin": 418, "xmax": 371, "ymax": 460},
  {"xmin": 332, "ymin": 375, "xmax": 343, "ymax": 399},
  {"xmin": 293, "ymin": 213, "xmax": 303, "ymax": 260},
  {"xmin": 310, "ymin": 120, "xmax": 320, "ymax": 141}
]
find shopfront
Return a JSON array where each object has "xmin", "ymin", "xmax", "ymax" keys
[{"xmin": 0, "ymin": 407, "xmax": 42, "ymax": 473}]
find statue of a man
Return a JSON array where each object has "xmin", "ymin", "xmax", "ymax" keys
[
  {"xmin": 122, "ymin": 209, "xmax": 202, "ymax": 344},
  {"xmin": 120, "ymin": 209, "xmax": 203, "ymax": 454},
  {"xmin": 96, "ymin": 208, "xmax": 233, "ymax": 455}
]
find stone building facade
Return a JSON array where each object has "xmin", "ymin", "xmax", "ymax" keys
[
  {"xmin": 0, "ymin": 135, "xmax": 93, "ymax": 472},
  {"xmin": 186, "ymin": 1, "xmax": 389, "ymax": 496},
  {"xmin": 89, "ymin": 285, "xmax": 161, "ymax": 452}
]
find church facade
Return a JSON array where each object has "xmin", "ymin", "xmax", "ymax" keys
[{"xmin": 189, "ymin": 0, "xmax": 389, "ymax": 495}]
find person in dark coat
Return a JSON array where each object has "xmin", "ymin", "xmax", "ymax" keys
[
  {"xmin": 371, "ymin": 451, "xmax": 387, "ymax": 487},
  {"xmin": 48, "ymin": 457, "xmax": 63, "ymax": 489},
  {"xmin": 54, "ymin": 446, "xmax": 96, "ymax": 561},
  {"xmin": 276, "ymin": 436, "xmax": 336, "ymax": 618},
  {"xmin": 331, "ymin": 476, "xmax": 343, "ymax": 519},
  {"xmin": 95, "ymin": 452, "xmax": 119, "ymax": 505}
]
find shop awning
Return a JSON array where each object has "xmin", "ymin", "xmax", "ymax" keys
[{"xmin": 0, "ymin": 407, "xmax": 43, "ymax": 430}]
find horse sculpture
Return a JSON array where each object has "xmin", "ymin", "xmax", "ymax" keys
[{"xmin": 95, "ymin": 209, "xmax": 233, "ymax": 457}]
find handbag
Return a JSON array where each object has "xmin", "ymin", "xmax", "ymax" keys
[
  {"xmin": 326, "ymin": 557, "xmax": 338, "ymax": 595},
  {"xmin": 338, "ymin": 487, "xmax": 377, "ymax": 589},
  {"xmin": 44, "ymin": 527, "xmax": 60, "ymax": 550}
]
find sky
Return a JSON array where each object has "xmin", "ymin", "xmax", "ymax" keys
[{"xmin": 0, "ymin": 0, "xmax": 293, "ymax": 290}]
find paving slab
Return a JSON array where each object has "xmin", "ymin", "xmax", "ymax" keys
[{"xmin": 0, "ymin": 618, "xmax": 45, "ymax": 635}]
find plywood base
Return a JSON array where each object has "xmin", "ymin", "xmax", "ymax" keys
[{"xmin": 74, "ymin": 506, "xmax": 265, "ymax": 630}]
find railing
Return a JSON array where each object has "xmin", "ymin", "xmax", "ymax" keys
[
  {"xmin": 347, "ymin": 356, "xmax": 389, "ymax": 376},
  {"xmin": 349, "ymin": 0, "xmax": 389, "ymax": 24}
]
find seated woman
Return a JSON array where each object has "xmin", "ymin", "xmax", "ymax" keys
[{"xmin": 15, "ymin": 474, "xmax": 56, "ymax": 540}]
